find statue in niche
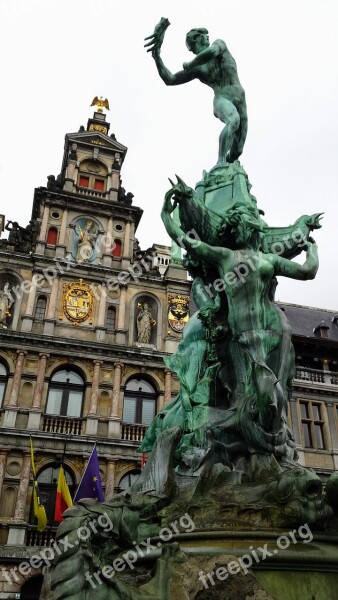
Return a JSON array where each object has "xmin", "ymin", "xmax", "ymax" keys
[
  {"xmin": 75, "ymin": 219, "xmax": 99, "ymax": 263},
  {"xmin": 145, "ymin": 18, "xmax": 248, "ymax": 165},
  {"xmin": 136, "ymin": 302, "xmax": 156, "ymax": 344},
  {"xmin": 0, "ymin": 283, "xmax": 13, "ymax": 327}
]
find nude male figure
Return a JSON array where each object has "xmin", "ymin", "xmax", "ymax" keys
[{"xmin": 145, "ymin": 19, "xmax": 248, "ymax": 164}]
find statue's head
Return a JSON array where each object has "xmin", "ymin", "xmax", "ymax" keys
[
  {"xmin": 222, "ymin": 205, "xmax": 265, "ymax": 251},
  {"xmin": 186, "ymin": 28, "xmax": 209, "ymax": 53}
]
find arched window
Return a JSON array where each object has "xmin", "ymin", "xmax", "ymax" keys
[
  {"xmin": 31, "ymin": 463, "xmax": 75, "ymax": 525},
  {"xmin": 106, "ymin": 306, "xmax": 116, "ymax": 330},
  {"xmin": 77, "ymin": 160, "xmax": 107, "ymax": 192},
  {"xmin": 46, "ymin": 369, "xmax": 85, "ymax": 418},
  {"xmin": 0, "ymin": 362, "xmax": 8, "ymax": 407},
  {"xmin": 117, "ymin": 469, "xmax": 141, "ymax": 492},
  {"xmin": 123, "ymin": 377, "xmax": 157, "ymax": 425},
  {"xmin": 34, "ymin": 296, "xmax": 47, "ymax": 320},
  {"xmin": 47, "ymin": 227, "xmax": 58, "ymax": 245},
  {"xmin": 112, "ymin": 239, "xmax": 122, "ymax": 258}
]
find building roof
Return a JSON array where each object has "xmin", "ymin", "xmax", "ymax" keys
[{"xmin": 278, "ymin": 302, "xmax": 338, "ymax": 342}]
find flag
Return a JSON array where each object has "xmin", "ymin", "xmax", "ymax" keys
[
  {"xmin": 30, "ymin": 438, "xmax": 47, "ymax": 532},
  {"xmin": 54, "ymin": 466, "xmax": 73, "ymax": 522},
  {"xmin": 74, "ymin": 446, "xmax": 104, "ymax": 502}
]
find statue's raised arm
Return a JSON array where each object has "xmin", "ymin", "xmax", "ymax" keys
[{"xmin": 145, "ymin": 20, "xmax": 248, "ymax": 164}]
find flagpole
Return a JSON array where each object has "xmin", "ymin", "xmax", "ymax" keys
[
  {"xmin": 74, "ymin": 442, "xmax": 96, "ymax": 502},
  {"xmin": 61, "ymin": 435, "xmax": 69, "ymax": 467}
]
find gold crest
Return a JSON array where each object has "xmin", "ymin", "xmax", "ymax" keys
[
  {"xmin": 62, "ymin": 279, "xmax": 93, "ymax": 325},
  {"xmin": 168, "ymin": 294, "xmax": 189, "ymax": 333}
]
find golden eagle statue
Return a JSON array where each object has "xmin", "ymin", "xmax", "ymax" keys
[{"xmin": 90, "ymin": 96, "xmax": 110, "ymax": 113}]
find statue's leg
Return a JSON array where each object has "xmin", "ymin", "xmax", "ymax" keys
[
  {"xmin": 228, "ymin": 108, "xmax": 248, "ymax": 162},
  {"xmin": 213, "ymin": 96, "xmax": 240, "ymax": 164}
]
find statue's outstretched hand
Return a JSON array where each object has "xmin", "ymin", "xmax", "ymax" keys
[{"xmin": 144, "ymin": 17, "xmax": 170, "ymax": 56}]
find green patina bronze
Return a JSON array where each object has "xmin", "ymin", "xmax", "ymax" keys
[
  {"xmin": 144, "ymin": 18, "xmax": 247, "ymax": 165},
  {"xmin": 49, "ymin": 19, "xmax": 338, "ymax": 600}
]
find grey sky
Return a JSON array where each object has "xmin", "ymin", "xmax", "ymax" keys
[{"xmin": 0, "ymin": 0, "xmax": 337, "ymax": 309}]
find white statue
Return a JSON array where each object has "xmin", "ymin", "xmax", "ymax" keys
[
  {"xmin": 137, "ymin": 303, "xmax": 156, "ymax": 344},
  {"xmin": 0, "ymin": 283, "xmax": 13, "ymax": 327}
]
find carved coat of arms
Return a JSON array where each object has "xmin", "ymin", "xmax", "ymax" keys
[
  {"xmin": 168, "ymin": 294, "xmax": 189, "ymax": 333},
  {"xmin": 63, "ymin": 279, "xmax": 93, "ymax": 325}
]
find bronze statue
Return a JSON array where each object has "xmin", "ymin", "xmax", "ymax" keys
[{"xmin": 145, "ymin": 18, "xmax": 248, "ymax": 164}]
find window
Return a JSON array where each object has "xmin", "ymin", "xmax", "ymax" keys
[
  {"xmin": 35, "ymin": 296, "xmax": 47, "ymax": 320},
  {"xmin": 79, "ymin": 176, "xmax": 90, "ymax": 188},
  {"xmin": 299, "ymin": 400, "xmax": 326, "ymax": 449},
  {"xmin": 106, "ymin": 306, "xmax": 116, "ymax": 330},
  {"xmin": 123, "ymin": 378, "xmax": 157, "ymax": 425},
  {"xmin": 77, "ymin": 161, "xmax": 107, "ymax": 192},
  {"xmin": 112, "ymin": 239, "xmax": 122, "ymax": 258},
  {"xmin": 0, "ymin": 363, "xmax": 8, "ymax": 407},
  {"xmin": 46, "ymin": 369, "xmax": 85, "ymax": 418},
  {"xmin": 31, "ymin": 463, "xmax": 75, "ymax": 525},
  {"xmin": 94, "ymin": 179, "xmax": 104, "ymax": 191},
  {"xmin": 117, "ymin": 469, "xmax": 141, "ymax": 492},
  {"xmin": 47, "ymin": 227, "xmax": 58, "ymax": 245}
]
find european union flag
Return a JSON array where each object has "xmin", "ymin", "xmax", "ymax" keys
[{"xmin": 74, "ymin": 446, "xmax": 104, "ymax": 502}]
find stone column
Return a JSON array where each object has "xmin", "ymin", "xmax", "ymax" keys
[
  {"xmin": 102, "ymin": 217, "xmax": 114, "ymax": 266},
  {"xmin": 123, "ymin": 221, "xmax": 131, "ymax": 258},
  {"xmin": 13, "ymin": 452, "xmax": 31, "ymax": 521},
  {"xmin": 8, "ymin": 351, "xmax": 26, "ymax": 408},
  {"xmin": 88, "ymin": 360, "xmax": 103, "ymax": 416},
  {"xmin": 117, "ymin": 285, "xmax": 127, "ymax": 330},
  {"xmin": 58, "ymin": 209, "xmax": 69, "ymax": 245},
  {"xmin": 164, "ymin": 369, "xmax": 172, "ymax": 405},
  {"xmin": 95, "ymin": 284, "xmax": 107, "ymax": 343},
  {"xmin": 25, "ymin": 279, "xmax": 37, "ymax": 317},
  {"xmin": 44, "ymin": 277, "xmax": 59, "ymax": 335},
  {"xmin": 105, "ymin": 459, "xmax": 117, "ymax": 501},
  {"xmin": 21, "ymin": 277, "xmax": 38, "ymax": 333},
  {"xmin": 0, "ymin": 450, "xmax": 8, "ymax": 500},
  {"xmin": 32, "ymin": 353, "xmax": 49, "ymax": 409},
  {"xmin": 38, "ymin": 205, "xmax": 50, "ymax": 242},
  {"xmin": 110, "ymin": 363, "xmax": 124, "ymax": 417},
  {"xmin": 47, "ymin": 277, "xmax": 59, "ymax": 320},
  {"xmin": 29, "ymin": 353, "xmax": 49, "ymax": 429},
  {"xmin": 108, "ymin": 363, "xmax": 123, "ymax": 438},
  {"xmin": 97, "ymin": 284, "xmax": 107, "ymax": 328}
]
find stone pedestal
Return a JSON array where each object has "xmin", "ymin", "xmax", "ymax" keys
[
  {"xmin": 115, "ymin": 329, "xmax": 127, "ymax": 345},
  {"xmin": 3, "ymin": 409, "xmax": 17, "ymax": 428},
  {"xmin": 108, "ymin": 418, "xmax": 121, "ymax": 438},
  {"xmin": 6, "ymin": 526, "xmax": 26, "ymax": 546},
  {"xmin": 27, "ymin": 410, "xmax": 42, "ymax": 430},
  {"xmin": 85, "ymin": 416, "xmax": 98, "ymax": 436}
]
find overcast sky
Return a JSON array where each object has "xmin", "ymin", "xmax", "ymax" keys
[{"xmin": 0, "ymin": 0, "xmax": 337, "ymax": 309}]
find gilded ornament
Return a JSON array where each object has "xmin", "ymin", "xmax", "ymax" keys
[
  {"xmin": 90, "ymin": 96, "xmax": 110, "ymax": 113},
  {"xmin": 62, "ymin": 279, "xmax": 94, "ymax": 325},
  {"xmin": 168, "ymin": 294, "xmax": 189, "ymax": 333}
]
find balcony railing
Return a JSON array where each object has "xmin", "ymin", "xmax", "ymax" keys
[
  {"xmin": 42, "ymin": 414, "xmax": 83, "ymax": 435},
  {"xmin": 26, "ymin": 526, "xmax": 56, "ymax": 547},
  {"xmin": 75, "ymin": 186, "xmax": 106, "ymax": 199},
  {"xmin": 121, "ymin": 423, "xmax": 147, "ymax": 442},
  {"xmin": 295, "ymin": 367, "xmax": 338, "ymax": 386}
]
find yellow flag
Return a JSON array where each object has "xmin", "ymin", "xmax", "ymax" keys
[{"xmin": 30, "ymin": 438, "xmax": 47, "ymax": 532}]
